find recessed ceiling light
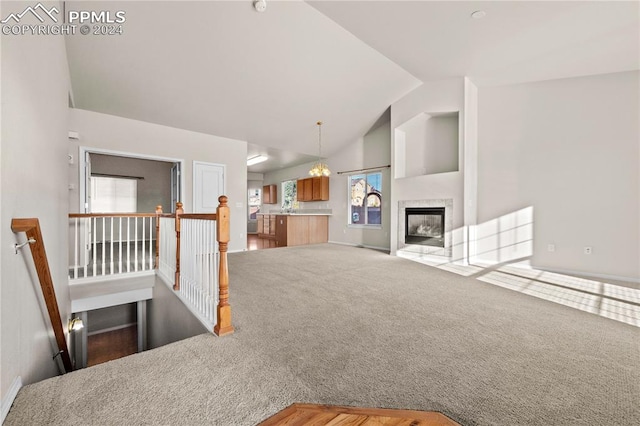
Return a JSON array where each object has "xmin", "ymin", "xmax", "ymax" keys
[
  {"xmin": 254, "ymin": 0, "xmax": 267, "ymax": 13},
  {"xmin": 247, "ymin": 155, "xmax": 268, "ymax": 166},
  {"xmin": 471, "ymin": 10, "xmax": 487, "ymax": 19}
]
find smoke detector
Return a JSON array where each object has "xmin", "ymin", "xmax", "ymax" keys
[{"xmin": 254, "ymin": 0, "xmax": 267, "ymax": 12}]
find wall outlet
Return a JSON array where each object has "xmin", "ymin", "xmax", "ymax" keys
[
  {"xmin": 584, "ymin": 246, "xmax": 592, "ymax": 255},
  {"xmin": 547, "ymin": 244, "xmax": 555, "ymax": 252}
]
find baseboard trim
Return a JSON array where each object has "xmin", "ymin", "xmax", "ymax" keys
[
  {"xmin": 536, "ymin": 266, "xmax": 640, "ymax": 284},
  {"xmin": 1, "ymin": 376, "xmax": 22, "ymax": 424},
  {"xmin": 328, "ymin": 240, "xmax": 390, "ymax": 254}
]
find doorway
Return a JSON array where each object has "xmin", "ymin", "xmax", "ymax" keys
[{"xmin": 79, "ymin": 147, "xmax": 184, "ymax": 214}]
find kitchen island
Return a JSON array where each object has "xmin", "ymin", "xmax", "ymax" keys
[{"xmin": 257, "ymin": 212, "xmax": 330, "ymax": 247}]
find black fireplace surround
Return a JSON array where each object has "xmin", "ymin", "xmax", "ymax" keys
[{"xmin": 405, "ymin": 207, "xmax": 445, "ymax": 247}]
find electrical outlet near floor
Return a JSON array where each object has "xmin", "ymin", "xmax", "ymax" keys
[{"xmin": 584, "ymin": 246, "xmax": 592, "ymax": 255}]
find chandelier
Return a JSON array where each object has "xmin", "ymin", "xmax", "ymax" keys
[{"xmin": 309, "ymin": 121, "xmax": 331, "ymax": 177}]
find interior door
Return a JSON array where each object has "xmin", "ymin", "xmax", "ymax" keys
[
  {"xmin": 193, "ymin": 162, "xmax": 225, "ymax": 213},
  {"xmin": 82, "ymin": 152, "xmax": 92, "ymax": 266},
  {"xmin": 171, "ymin": 162, "xmax": 181, "ymax": 213}
]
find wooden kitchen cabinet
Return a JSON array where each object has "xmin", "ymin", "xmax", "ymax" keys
[
  {"xmin": 275, "ymin": 215, "xmax": 328, "ymax": 247},
  {"xmin": 296, "ymin": 178, "xmax": 313, "ymax": 202},
  {"xmin": 296, "ymin": 176, "xmax": 329, "ymax": 202},
  {"xmin": 311, "ymin": 176, "xmax": 329, "ymax": 201},
  {"xmin": 257, "ymin": 215, "xmax": 264, "ymax": 235},
  {"xmin": 263, "ymin": 184, "xmax": 277, "ymax": 204},
  {"xmin": 259, "ymin": 213, "xmax": 329, "ymax": 247},
  {"xmin": 258, "ymin": 214, "xmax": 277, "ymax": 240},
  {"xmin": 275, "ymin": 216, "xmax": 287, "ymax": 247},
  {"xmin": 269, "ymin": 215, "xmax": 276, "ymax": 238}
]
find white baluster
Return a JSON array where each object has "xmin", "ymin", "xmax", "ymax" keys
[
  {"xmin": 149, "ymin": 216, "xmax": 154, "ymax": 270},
  {"xmin": 142, "ymin": 217, "xmax": 146, "ymax": 271},
  {"xmin": 73, "ymin": 217, "xmax": 78, "ymax": 280},
  {"xmin": 134, "ymin": 217, "xmax": 139, "ymax": 272},
  {"xmin": 127, "ymin": 217, "xmax": 131, "ymax": 273},
  {"xmin": 92, "ymin": 217, "xmax": 97, "ymax": 277},
  {"xmin": 118, "ymin": 217, "xmax": 122, "ymax": 274},
  {"xmin": 110, "ymin": 217, "xmax": 114, "ymax": 274},
  {"xmin": 102, "ymin": 217, "xmax": 106, "ymax": 275}
]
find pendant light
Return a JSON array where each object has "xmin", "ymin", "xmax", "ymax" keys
[{"xmin": 309, "ymin": 121, "xmax": 331, "ymax": 177}]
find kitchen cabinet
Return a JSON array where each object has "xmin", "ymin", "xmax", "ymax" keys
[
  {"xmin": 257, "ymin": 215, "xmax": 264, "ymax": 234},
  {"xmin": 275, "ymin": 215, "xmax": 328, "ymax": 247},
  {"xmin": 259, "ymin": 213, "xmax": 329, "ymax": 247},
  {"xmin": 257, "ymin": 214, "xmax": 276, "ymax": 240},
  {"xmin": 311, "ymin": 176, "xmax": 329, "ymax": 201},
  {"xmin": 296, "ymin": 176, "xmax": 329, "ymax": 202},
  {"xmin": 263, "ymin": 184, "xmax": 277, "ymax": 204}
]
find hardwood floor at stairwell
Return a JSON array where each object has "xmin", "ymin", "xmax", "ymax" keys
[{"xmin": 87, "ymin": 325, "xmax": 138, "ymax": 367}]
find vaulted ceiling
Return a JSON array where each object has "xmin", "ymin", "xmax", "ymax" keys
[{"xmin": 65, "ymin": 1, "xmax": 639, "ymax": 173}]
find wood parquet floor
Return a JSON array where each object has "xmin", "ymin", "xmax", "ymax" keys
[{"xmin": 258, "ymin": 403, "xmax": 460, "ymax": 426}]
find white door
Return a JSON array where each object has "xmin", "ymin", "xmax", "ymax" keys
[
  {"xmin": 82, "ymin": 152, "xmax": 93, "ymax": 267},
  {"xmin": 171, "ymin": 162, "xmax": 181, "ymax": 213},
  {"xmin": 193, "ymin": 162, "xmax": 225, "ymax": 213}
]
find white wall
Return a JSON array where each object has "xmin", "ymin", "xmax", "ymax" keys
[
  {"xmin": 397, "ymin": 113, "xmax": 459, "ymax": 178},
  {"xmin": 477, "ymin": 71, "xmax": 639, "ymax": 280},
  {"xmin": 68, "ymin": 109, "xmax": 248, "ymax": 253},
  {"xmin": 262, "ymin": 120, "xmax": 392, "ymax": 250},
  {"xmin": 148, "ymin": 279, "xmax": 207, "ymax": 349},
  {"xmin": 1, "ymin": 0, "xmax": 72, "ymax": 404},
  {"xmin": 390, "ymin": 78, "xmax": 466, "ymax": 257}
]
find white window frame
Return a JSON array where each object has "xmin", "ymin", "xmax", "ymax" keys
[{"xmin": 347, "ymin": 171, "xmax": 382, "ymax": 229}]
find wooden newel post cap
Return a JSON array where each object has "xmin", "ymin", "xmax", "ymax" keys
[
  {"xmin": 176, "ymin": 202, "xmax": 183, "ymax": 210},
  {"xmin": 155, "ymin": 205, "xmax": 163, "ymax": 214},
  {"xmin": 218, "ymin": 195, "xmax": 228, "ymax": 206}
]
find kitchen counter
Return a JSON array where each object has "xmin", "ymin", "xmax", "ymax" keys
[{"xmin": 257, "ymin": 213, "xmax": 329, "ymax": 247}]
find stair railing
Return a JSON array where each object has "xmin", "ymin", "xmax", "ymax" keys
[
  {"xmin": 155, "ymin": 196, "xmax": 234, "ymax": 336},
  {"xmin": 11, "ymin": 218, "xmax": 74, "ymax": 372}
]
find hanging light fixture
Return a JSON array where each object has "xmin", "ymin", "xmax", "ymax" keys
[{"xmin": 309, "ymin": 121, "xmax": 331, "ymax": 177}]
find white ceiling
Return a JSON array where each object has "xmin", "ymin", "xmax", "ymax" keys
[{"xmin": 66, "ymin": 1, "xmax": 640, "ymax": 173}]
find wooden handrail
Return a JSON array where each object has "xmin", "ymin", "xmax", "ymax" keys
[
  {"xmin": 68, "ymin": 212, "xmax": 158, "ymax": 218},
  {"xmin": 11, "ymin": 218, "xmax": 74, "ymax": 372},
  {"xmin": 179, "ymin": 213, "xmax": 217, "ymax": 220},
  {"xmin": 214, "ymin": 196, "xmax": 234, "ymax": 336}
]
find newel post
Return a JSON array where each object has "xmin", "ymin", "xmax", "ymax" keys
[
  {"xmin": 214, "ymin": 195, "xmax": 234, "ymax": 336},
  {"xmin": 155, "ymin": 205, "xmax": 163, "ymax": 269},
  {"xmin": 174, "ymin": 202, "xmax": 183, "ymax": 290}
]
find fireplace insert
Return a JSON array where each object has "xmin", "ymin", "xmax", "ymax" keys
[{"xmin": 405, "ymin": 207, "xmax": 445, "ymax": 247}]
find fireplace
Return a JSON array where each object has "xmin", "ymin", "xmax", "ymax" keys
[
  {"xmin": 405, "ymin": 207, "xmax": 445, "ymax": 247},
  {"xmin": 398, "ymin": 199, "xmax": 452, "ymax": 256}
]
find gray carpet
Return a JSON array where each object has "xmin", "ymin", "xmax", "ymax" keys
[{"xmin": 6, "ymin": 244, "xmax": 640, "ymax": 425}]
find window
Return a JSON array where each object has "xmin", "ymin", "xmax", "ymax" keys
[
  {"xmin": 248, "ymin": 188, "xmax": 261, "ymax": 220},
  {"xmin": 281, "ymin": 180, "xmax": 297, "ymax": 210},
  {"xmin": 349, "ymin": 172, "xmax": 382, "ymax": 226},
  {"xmin": 90, "ymin": 176, "xmax": 137, "ymax": 213}
]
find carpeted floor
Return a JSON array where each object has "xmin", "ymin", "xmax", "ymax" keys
[{"xmin": 6, "ymin": 244, "xmax": 640, "ymax": 425}]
